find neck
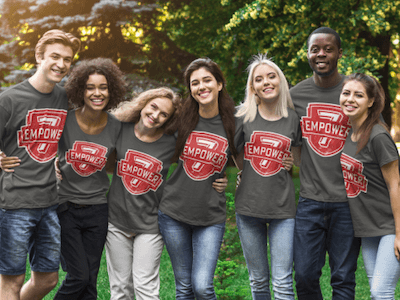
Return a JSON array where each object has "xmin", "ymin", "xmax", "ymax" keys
[
  {"xmin": 28, "ymin": 73, "xmax": 56, "ymax": 94},
  {"xmin": 134, "ymin": 122, "xmax": 164, "ymax": 142},
  {"xmin": 313, "ymin": 71, "xmax": 342, "ymax": 89},
  {"xmin": 350, "ymin": 114, "xmax": 368, "ymax": 141},
  {"xmin": 257, "ymin": 99, "xmax": 280, "ymax": 121},
  {"xmin": 198, "ymin": 102, "xmax": 219, "ymax": 118},
  {"xmin": 77, "ymin": 106, "xmax": 105, "ymax": 125}
]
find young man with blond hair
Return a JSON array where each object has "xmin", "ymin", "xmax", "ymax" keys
[{"xmin": 0, "ymin": 29, "xmax": 80, "ymax": 300}]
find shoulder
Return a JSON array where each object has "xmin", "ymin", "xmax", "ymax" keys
[
  {"xmin": 370, "ymin": 123, "xmax": 388, "ymax": 136},
  {"xmin": 287, "ymin": 107, "xmax": 300, "ymax": 120},
  {"xmin": 290, "ymin": 77, "xmax": 314, "ymax": 94}
]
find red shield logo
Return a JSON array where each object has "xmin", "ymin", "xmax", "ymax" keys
[
  {"xmin": 66, "ymin": 141, "xmax": 108, "ymax": 177},
  {"xmin": 340, "ymin": 153, "xmax": 368, "ymax": 198},
  {"xmin": 117, "ymin": 150, "xmax": 163, "ymax": 195},
  {"xmin": 301, "ymin": 103, "xmax": 351, "ymax": 157},
  {"xmin": 180, "ymin": 131, "xmax": 228, "ymax": 180},
  {"xmin": 18, "ymin": 109, "xmax": 67, "ymax": 162},
  {"xmin": 244, "ymin": 131, "xmax": 291, "ymax": 177}
]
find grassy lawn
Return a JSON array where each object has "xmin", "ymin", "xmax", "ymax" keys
[{"xmin": 26, "ymin": 166, "xmax": 400, "ymax": 299}]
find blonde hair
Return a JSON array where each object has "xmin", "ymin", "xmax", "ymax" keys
[
  {"xmin": 35, "ymin": 29, "xmax": 81, "ymax": 58},
  {"xmin": 113, "ymin": 87, "xmax": 181, "ymax": 134},
  {"xmin": 236, "ymin": 54, "xmax": 293, "ymax": 123}
]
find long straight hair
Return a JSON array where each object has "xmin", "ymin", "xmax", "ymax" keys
[
  {"xmin": 344, "ymin": 73, "xmax": 387, "ymax": 153},
  {"xmin": 171, "ymin": 57, "xmax": 237, "ymax": 162},
  {"xmin": 236, "ymin": 54, "xmax": 293, "ymax": 123}
]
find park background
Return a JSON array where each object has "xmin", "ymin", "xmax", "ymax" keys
[{"xmin": 1, "ymin": 0, "xmax": 400, "ymax": 298}]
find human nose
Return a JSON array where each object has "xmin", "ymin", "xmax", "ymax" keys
[
  {"xmin": 56, "ymin": 58, "xmax": 65, "ymax": 69},
  {"xmin": 93, "ymin": 88, "xmax": 101, "ymax": 95},
  {"xmin": 317, "ymin": 49, "xmax": 326, "ymax": 57},
  {"xmin": 199, "ymin": 81, "xmax": 205, "ymax": 90}
]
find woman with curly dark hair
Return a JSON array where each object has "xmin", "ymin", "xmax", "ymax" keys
[
  {"xmin": 53, "ymin": 57, "xmax": 126, "ymax": 300},
  {"xmin": 158, "ymin": 57, "xmax": 237, "ymax": 299}
]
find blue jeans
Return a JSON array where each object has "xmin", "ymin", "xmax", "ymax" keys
[
  {"xmin": 54, "ymin": 203, "xmax": 108, "ymax": 300},
  {"xmin": 158, "ymin": 210, "xmax": 225, "ymax": 300},
  {"xmin": 293, "ymin": 197, "xmax": 360, "ymax": 300},
  {"xmin": 236, "ymin": 214, "xmax": 295, "ymax": 300},
  {"xmin": 0, "ymin": 204, "xmax": 60, "ymax": 275},
  {"xmin": 362, "ymin": 235, "xmax": 400, "ymax": 299}
]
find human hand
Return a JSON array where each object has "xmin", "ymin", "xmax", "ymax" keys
[
  {"xmin": 283, "ymin": 153, "xmax": 294, "ymax": 171},
  {"xmin": 213, "ymin": 172, "xmax": 228, "ymax": 193},
  {"xmin": 395, "ymin": 235, "xmax": 400, "ymax": 260},
  {"xmin": 0, "ymin": 151, "xmax": 21, "ymax": 172},
  {"xmin": 55, "ymin": 157, "xmax": 62, "ymax": 180},
  {"xmin": 236, "ymin": 170, "xmax": 242, "ymax": 190}
]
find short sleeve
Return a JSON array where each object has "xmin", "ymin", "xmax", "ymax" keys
[
  {"xmin": 234, "ymin": 116, "xmax": 244, "ymax": 153},
  {"xmin": 371, "ymin": 133, "xmax": 398, "ymax": 167}
]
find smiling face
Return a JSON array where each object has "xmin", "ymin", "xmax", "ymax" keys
[
  {"xmin": 139, "ymin": 97, "xmax": 174, "ymax": 130},
  {"xmin": 83, "ymin": 74, "xmax": 110, "ymax": 112},
  {"xmin": 36, "ymin": 43, "xmax": 73, "ymax": 85},
  {"xmin": 189, "ymin": 67, "xmax": 222, "ymax": 110},
  {"xmin": 340, "ymin": 80, "xmax": 374, "ymax": 124},
  {"xmin": 252, "ymin": 64, "xmax": 280, "ymax": 104},
  {"xmin": 307, "ymin": 33, "xmax": 342, "ymax": 77}
]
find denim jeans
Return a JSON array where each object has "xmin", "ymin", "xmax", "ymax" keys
[
  {"xmin": 54, "ymin": 203, "xmax": 108, "ymax": 300},
  {"xmin": 158, "ymin": 210, "xmax": 225, "ymax": 300},
  {"xmin": 293, "ymin": 197, "xmax": 360, "ymax": 300},
  {"xmin": 0, "ymin": 204, "xmax": 60, "ymax": 275},
  {"xmin": 236, "ymin": 214, "xmax": 295, "ymax": 300},
  {"xmin": 362, "ymin": 235, "xmax": 400, "ymax": 299}
]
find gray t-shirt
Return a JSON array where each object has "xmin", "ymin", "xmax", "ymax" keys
[
  {"xmin": 341, "ymin": 124, "xmax": 398, "ymax": 237},
  {"xmin": 108, "ymin": 122, "xmax": 176, "ymax": 234},
  {"xmin": 291, "ymin": 76, "xmax": 350, "ymax": 202},
  {"xmin": 235, "ymin": 108, "xmax": 301, "ymax": 219},
  {"xmin": 0, "ymin": 80, "xmax": 68, "ymax": 209},
  {"xmin": 57, "ymin": 110, "xmax": 121, "ymax": 205},
  {"xmin": 159, "ymin": 114, "xmax": 230, "ymax": 226}
]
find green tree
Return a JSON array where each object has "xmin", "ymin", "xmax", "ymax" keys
[
  {"xmin": 219, "ymin": 0, "xmax": 400, "ymax": 126},
  {"xmin": 0, "ymin": 0, "xmax": 196, "ymax": 85}
]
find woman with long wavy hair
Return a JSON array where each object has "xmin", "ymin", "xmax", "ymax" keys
[
  {"xmin": 158, "ymin": 57, "xmax": 237, "ymax": 300},
  {"xmin": 340, "ymin": 73, "xmax": 400, "ymax": 299}
]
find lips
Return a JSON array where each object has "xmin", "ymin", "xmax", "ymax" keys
[
  {"xmin": 51, "ymin": 68, "xmax": 65, "ymax": 76},
  {"xmin": 90, "ymin": 98, "xmax": 105, "ymax": 106},
  {"xmin": 199, "ymin": 91, "xmax": 210, "ymax": 98}
]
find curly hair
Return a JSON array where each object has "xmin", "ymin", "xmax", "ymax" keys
[
  {"xmin": 171, "ymin": 57, "xmax": 237, "ymax": 162},
  {"xmin": 112, "ymin": 87, "xmax": 181, "ymax": 135},
  {"xmin": 35, "ymin": 29, "xmax": 81, "ymax": 58},
  {"xmin": 343, "ymin": 73, "xmax": 387, "ymax": 153},
  {"xmin": 64, "ymin": 58, "xmax": 127, "ymax": 111}
]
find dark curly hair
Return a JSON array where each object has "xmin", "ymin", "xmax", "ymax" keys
[
  {"xmin": 171, "ymin": 57, "xmax": 237, "ymax": 162},
  {"xmin": 65, "ymin": 58, "xmax": 127, "ymax": 111}
]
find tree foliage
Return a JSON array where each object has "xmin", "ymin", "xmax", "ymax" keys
[
  {"xmin": 1, "ymin": 0, "xmax": 399, "ymax": 126},
  {"xmin": 0, "ymin": 0, "xmax": 196, "ymax": 85},
  {"xmin": 162, "ymin": 0, "xmax": 400, "ymax": 125}
]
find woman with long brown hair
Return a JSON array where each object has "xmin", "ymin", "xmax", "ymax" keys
[
  {"xmin": 340, "ymin": 73, "xmax": 400, "ymax": 298},
  {"xmin": 158, "ymin": 57, "xmax": 237, "ymax": 299}
]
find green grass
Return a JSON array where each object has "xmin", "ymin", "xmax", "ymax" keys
[{"xmin": 25, "ymin": 166, "xmax": 400, "ymax": 299}]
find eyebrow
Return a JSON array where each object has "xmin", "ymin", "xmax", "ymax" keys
[
  {"xmin": 191, "ymin": 76, "xmax": 213, "ymax": 83},
  {"xmin": 49, "ymin": 52, "xmax": 73, "ymax": 59},
  {"xmin": 255, "ymin": 72, "xmax": 276, "ymax": 77}
]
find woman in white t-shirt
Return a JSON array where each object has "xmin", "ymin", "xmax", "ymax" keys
[{"xmin": 339, "ymin": 73, "xmax": 400, "ymax": 299}]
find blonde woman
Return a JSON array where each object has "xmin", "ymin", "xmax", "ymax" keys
[{"xmin": 235, "ymin": 54, "xmax": 300, "ymax": 300}]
